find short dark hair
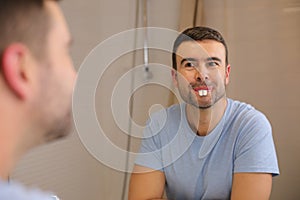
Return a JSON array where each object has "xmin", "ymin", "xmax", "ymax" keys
[
  {"xmin": 0, "ymin": 0, "xmax": 59, "ymax": 61},
  {"xmin": 172, "ymin": 26, "xmax": 229, "ymax": 70}
]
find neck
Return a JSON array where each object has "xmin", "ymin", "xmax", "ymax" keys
[
  {"xmin": 0, "ymin": 101, "xmax": 35, "ymax": 181},
  {"xmin": 186, "ymin": 97, "xmax": 227, "ymax": 136},
  {"xmin": 0, "ymin": 122, "xmax": 21, "ymax": 181},
  {"xmin": 0, "ymin": 150, "xmax": 15, "ymax": 181},
  {"xmin": 0, "ymin": 83, "xmax": 42, "ymax": 181}
]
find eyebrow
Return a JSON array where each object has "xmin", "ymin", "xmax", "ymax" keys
[
  {"xmin": 180, "ymin": 57, "xmax": 222, "ymax": 65},
  {"xmin": 206, "ymin": 57, "xmax": 222, "ymax": 63}
]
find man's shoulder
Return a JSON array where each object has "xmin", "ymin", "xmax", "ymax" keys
[
  {"xmin": 228, "ymin": 98, "xmax": 254, "ymax": 112},
  {"xmin": 144, "ymin": 103, "xmax": 185, "ymax": 138},
  {"xmin": 228, "ymin": 98, "xmax": 267, "ymax": 119},
  {"xmin": 0, "ymin": 180, "xmax": 54, "ymax": 200},
  {"xmin": 150, "ymin": 103, "xmax": 182, "ymax": 117},
  {"xmin": 227, "ymin": 98, "xmax": 271, "ymax": 130},
  {"xmin": 147, "ymin": 103, "xmax": 183, "ymax": 124}
]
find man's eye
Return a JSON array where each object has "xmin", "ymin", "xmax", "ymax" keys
[
  {"xmin": 206, "ymin": 62, "xmax": 219, "ymax": 67},
  {"xmin": 184, "ymin": 62, "xmax": 195, "ymax": 68}
]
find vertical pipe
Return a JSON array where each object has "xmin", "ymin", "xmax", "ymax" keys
[
  {"xmin": 143, "ymin": 0, "xmax": 152, "ymax": 79},
  {"xmin": 121, "ymin": 0, "xmax": 140, "ymax": 199},
  {"xmin": 193, "ymin": 0, "xmax": 199, "ymax": 26}
]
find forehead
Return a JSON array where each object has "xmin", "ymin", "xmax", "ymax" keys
[
  {"xmin": 176, "ymin": 40, "xmax": 226, "ymax": 62},
  {"xmin": 45, "ymin": 1, "xmax": 70, "ymax": 42}
]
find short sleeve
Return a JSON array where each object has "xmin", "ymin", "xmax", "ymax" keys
[
  {"xmin": 234, "ymin": 111, "xmax": 279, "ymax": 176},
  {"xmin": 134, "ymin": 117, "xmax": 164, "ymax": 171}
]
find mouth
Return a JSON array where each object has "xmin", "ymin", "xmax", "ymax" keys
[{"xmin": 193, "ymin": 86, "xmax": 211, "ymax": 97}]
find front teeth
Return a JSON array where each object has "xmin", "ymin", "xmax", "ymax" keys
[{"xmin": 198, "ymin": 90, "xmax": 208, "ymax": 96}]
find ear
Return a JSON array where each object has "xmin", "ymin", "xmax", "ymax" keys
[
  {"xmin": 225, "ymin": 64, "xmax": 231, "ymax": 85},
  {"xmin": 1, "ymin": 43, "xmax": 31, "ymax": 99},
  {"xmin": 171, "ymin": 69, "xmax": 178, "ymax": 87}
]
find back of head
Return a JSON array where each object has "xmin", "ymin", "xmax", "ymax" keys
[
  {"xmin": 172, "ymin": 26, "xmax": 228, "ymax": 70},
  {"xmin": 0, "ymin": 0, "xmax": 59, "ymax": 63},
  {"xmin": 0, "ymin": 0, "xmax": 74, "ymax": 146},
  {"xmin": 0, "ymin": 0, "xmax": 75, "ymax": 182}
]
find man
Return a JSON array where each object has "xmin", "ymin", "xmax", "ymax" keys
[
  {"xmin": 129, "ymin": 26, "xmax": 279, "ymax": 200},
  {"xmin": 0, "ymin": 0, "xmax": 76, "ymax": 199}
]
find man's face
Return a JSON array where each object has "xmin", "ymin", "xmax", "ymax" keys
[
  {"xmin": 34, "ymin": 1, "xmax": 76, "ymax": 142},
  {"xmin": 173, "ymin": 40, "xmax": 230, "ymax": 109}
]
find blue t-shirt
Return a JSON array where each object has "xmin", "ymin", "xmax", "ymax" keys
[
  {"xmin": 0, "ymin": 180, "xmax": 58, "ymax": 200},
  {"xmin": 135, "ymin": 98, "xmax": 279, "ymax": 200}
]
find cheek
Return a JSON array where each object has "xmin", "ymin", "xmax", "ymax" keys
[
  {"xmin": 49, "ymin": 61, "xmax": 75, "ymax": 96},
  {"xmin": 178, "ymin": 70, "xmax": 195, "ymax": 82},
  {"xmin": 58, "ymin": 53, "xmax": 76, "ymax": 80},
  {"xmin": 177, "ymin": 74, "xmax": 192, "ymax": 86},
  {"xmin": 212, "ymin": 69, "xmax": 227, "ymax": 82}
]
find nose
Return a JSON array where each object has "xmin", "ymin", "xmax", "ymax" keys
[{"xmin": 194, "ymin": 67, "xmax": 208, "ymax": 82}]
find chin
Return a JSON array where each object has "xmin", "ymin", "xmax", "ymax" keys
[
  {"xmin": 44, "ymin": 111, "xmax": 73, "ymax": 143},
  {"xmin": 198, "ymin": 104, "xmax": 213, "ymax": 109},
  {"xmin": 192, "ymin": 99, "xmax": 213, "ymax": 110},
  {"xmin": 44, "ymin": 126, "xmax": 72, "ymax": 143}
]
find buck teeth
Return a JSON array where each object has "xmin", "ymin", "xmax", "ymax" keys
[{"xmin": 198, "ymin": 90, "xmax": 208, "ymax": 96}]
